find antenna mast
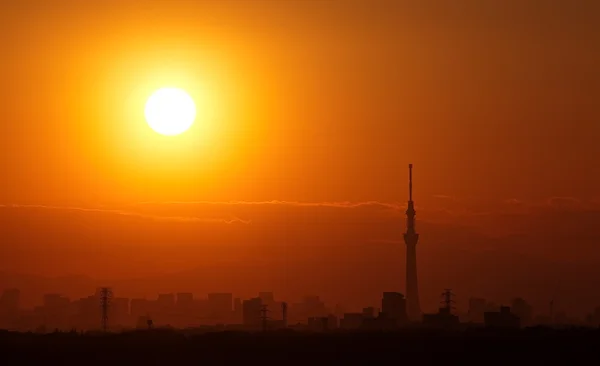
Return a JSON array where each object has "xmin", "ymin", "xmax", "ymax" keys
[{"xmin": 409, "ymin": 163, "xmax": 413, "ymax": 201}]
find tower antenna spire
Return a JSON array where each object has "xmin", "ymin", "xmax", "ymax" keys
[{"xmin": 409, "ymin": 163, "xmax": 413, "ymax": 201}]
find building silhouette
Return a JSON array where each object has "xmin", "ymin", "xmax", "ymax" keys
[
  {"xmin": 511, "ymin": 297, "xmax": 533, "ymax": 327},
  {"xmin": 4, "ymin": 283, "xmax": 600, "ymax": 332},
  {"xmin": 243, "ymin": 297, "xmax": 263, "ymax": 330},
  {"xmin": 308, "ymin": 316, "xmax": 329, "ymax": 332},
  {"xmin": 207, "ymin": 293, "xmax": 233, "ymax": 324},
  {"xmin": 381, "ymin": 292, "xmax": 408, "ymax": 325},
  {"xmin": 111, "ymin": 297, "xmax": 129, "ymax": 328},
  {"xmin": 484, "ymin": 306, "xmax": 520, "ymax": 328},
  {"xmin": 468, "ymin": 297, "xmax": 486, "ymax": 324},
  {"xmin": 233, "ymin": 298, "xmax": 243, "ymax": 324},
  {"xmin": 404, "ymin": 163, "xmax": 421, "ymax": 320},
  {"xmin": 339, "ymin": 313, "xmax": 364, "ymax": 330},
  {"xmin": 0, "ymin": 288, "xmax": 20, "ymax": 329}
]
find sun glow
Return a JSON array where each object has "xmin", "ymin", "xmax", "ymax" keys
[{"xmin": 144, "ymin": 87, "xmax": 197, "ymax": 136}]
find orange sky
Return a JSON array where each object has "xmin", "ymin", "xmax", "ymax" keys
[
  {"xmin": 1, "ymin": 1, "xmax": 599, "ymax": 315},
  {"xmin": 2, "ymin": 0, "xmax": 598, "ymax": 206}
]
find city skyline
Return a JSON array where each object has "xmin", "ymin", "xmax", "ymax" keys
[
  {"xmin": 4, "ymin": 286, "xmax": 599, "ymax": 332},
  {"xmin": 1, "ymin": 0, "xmax": 600, "ymax": 340}
]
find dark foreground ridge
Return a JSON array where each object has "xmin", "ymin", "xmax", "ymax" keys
[{"xmin": 1, "ymin": 327, "xmax": 598, "ymax": 363}]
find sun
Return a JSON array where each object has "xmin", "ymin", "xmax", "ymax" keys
[{"xmin": 144, "ymin": 87, "xmax": 197, "ymax": 136}]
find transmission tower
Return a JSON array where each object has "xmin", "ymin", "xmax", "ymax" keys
[
  {"xmin": 99, "ymin": 287, "xmax": 113, "ymax": 332},
  {"xmin": 260, "ymin": 304, "xmax": 270, "ymax": 332},
  {"xmin": 441, "ymin": 289, "xmax": 456, "ymax": 313}
]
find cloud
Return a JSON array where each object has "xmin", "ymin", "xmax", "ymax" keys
[
  {"xmin": 546, "ymin": 196, "xmax": 582, "ymax": 210},
  {"xmin": 5, "ymin": 196, "xmax": 596, "ymax": 230},
  {"xmin": 0, "ymin": 204, "xmax": 251, "ymax": 224},
  {"xmin": 431, "ymin": 194, "xmax": 459, "ymax": 201},
  {"xmin": 504, "ymin": 198, "xmax": 523, "ymax": 206},
  {"xmin": 3, "ymin": 196, "xmax": 599, "ymax": 227},
  {"xmin": 128, "ymin": 200, "xmax": 403, "ymax": 210}
]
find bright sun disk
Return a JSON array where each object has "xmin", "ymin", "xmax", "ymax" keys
[{"xmin": 144, "ymin": 87, "xmax": 196, "ymax": 136}]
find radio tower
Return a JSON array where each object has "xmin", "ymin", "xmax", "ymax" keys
[
  {"xmin": 99, "ymin": 287, "xmax": 113, "ymax": 332},
  {"xmin": 404, "ymin": 164, "xmax": 422, "ymax": 321}
]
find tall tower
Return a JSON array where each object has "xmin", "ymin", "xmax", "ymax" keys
[{"xmin": 404, "ymin": 164, "xmax": 421, "ymax": 321}]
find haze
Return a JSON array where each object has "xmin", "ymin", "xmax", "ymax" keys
[{"xmin": 1, "ymin": 1, "xmax": 599, "ymax": 317}]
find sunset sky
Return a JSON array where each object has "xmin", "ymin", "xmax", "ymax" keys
[{"xmin": 1, "ymin": 1, "xmax": 599, "ymax": 315}]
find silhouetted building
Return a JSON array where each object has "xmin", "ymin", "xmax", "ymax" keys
[
  {"xmin": 233, "ymin": 298, "xmax": 243, "ymax": 324},
  {"xmin": 111, "ymin": 297, "xmax": 130, "ymax": 327},
  {"xmin": 423, "ymin": 307, "xmax": 460, "ymax": 329},
  {"xmin": 0, "ymin": 288, "xmax": 20, "ymax": 329},
  {"xmin": 154, "ymin": 294, "xmax": 174, "ymax": 325},
  {"xmin": 157, "ymin": 294, "xmax": 175, "ymax": 310},
  {"xmin": 243, "ymin": 297, "xmax": 262, "ymax": 329},
  {"xmin": 533, "ymin": 315, "xmax": 553, "ymax": 326},
  {"xmin": 381, "ymin": 292, "xmax": 408, "ymax": 326},
  {"xmin": 484, "ymin": 302, "xmax": 500, "ymax": 312},
  {"xmin": 303, "ymin": 296, "xmax": 327, "ymax": 318},
  {"xmin": 174, "ymin": 293, "xmax": 194, "ymax": 326},
  {"xmin": 484, "ymin": 306, "xmax": 520, "ymax": 328},
  {"xmin": 511, "ymin": 298, "xmax": 533, "ymax": 327},
  {"xmin": 208, "ymin": 293, "xmax": 233, "ymax": 323},
  {"xmin": 136, "ymin": 315, "xmax": 153, "ymax": 329},
  {"xmin": 176, "ymin": 293, "xmax": 194, "ymax": 308},
  {"xmin": 468, "ymin": 297, "xmax": 486, "ymax": 324},
  {"xmin": 308, "ymin": 317, "xmax": 329, "ymax": 332},
  {"xmin": 76, "ymin": 295, "xmax": 99, "ymax": 330},
  {"xmin": 364, "ymin": 311, "xmax": 399, "ymax": 330},
  {"xmin": 404, "ymin": 164, "xmax": 421, "ymax": 320},
  {"xmin": 340, "ymin": 313, "xmax": 363, "ymax": 330},
  {"xmin": 362, "ymin": 307, "xmax": 376, "ymax": 319},
  {"xmin": 259, "ymin": 292, "xmax": 275, "ymax": 305},
  {"xmin": 130, "ymin": 298, "xmax": 152, "ymax": 321},
  {"xmin": 327, "ymin": 313, "xmax": 338, "ymax": 329},
  {"xmin": 42, "ymin": 294, "xmax": 70, "ymax": 330},
  {"xmin": 257, "ymin": 292, "xmax": 284, "ymax": 321}
]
